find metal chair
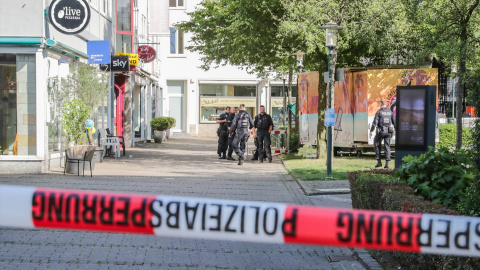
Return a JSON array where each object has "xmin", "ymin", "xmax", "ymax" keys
[
  {"xmin": 82, "ymin": 149, "xmax": 96, "ymax": 177},
  {"xmin": 64, "ymin": 149, "xmax": 96, "ymax": 177}
]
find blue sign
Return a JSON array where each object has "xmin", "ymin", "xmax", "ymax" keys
[
  {"xmin": 325, "ymin": 108, "xmax": 335, "ymax": 127},
  {"xmin": 87, "ymin": 40, "xmax": 110, "ymax": 64}
]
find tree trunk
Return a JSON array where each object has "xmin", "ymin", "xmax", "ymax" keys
[
  {"xmin": 316, "ymin": 64, "xmax": 327, "ymax": 159},
  {"xmin": 456, "ymin": 32, "xmax": 467, "ymax": 150}
]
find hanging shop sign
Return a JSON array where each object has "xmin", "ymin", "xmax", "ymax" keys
[
  {"xmin": 200, "ymin": 97, "xmax": 256, "ymax": 107},
  {"xmin": 138, "ymin": 46, "xmax": 157, "ymax": 63},
  {"xmin": 48, "ymin": 0, "xmax": 91, "ymax": 35},
  {"xmin": 87, "ymin": 41, "xmax": 111, "ymax": 64},
  {"xmin": 116, "ymin": 52, "xmax": 139, "ymax": 66},
  {"xmin": 99, "ymin": 55, "xmax": 129, "ymax": 72}
]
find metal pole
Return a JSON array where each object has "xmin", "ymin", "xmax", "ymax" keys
[
  {"xmin": 326, "ymin": 48, "xmax": 333, "ymax": 178},
  {"xmin": 283, "ymin": 78, "xmax": 286, "ymax": 149}
]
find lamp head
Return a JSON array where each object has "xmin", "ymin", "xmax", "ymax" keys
[{"xmin": 319, "ymin": 22, "xmax": 345, "ymax": 48}]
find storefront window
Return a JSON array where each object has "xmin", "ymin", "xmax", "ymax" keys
[
  {"xmin": 271, "ymin": 85, "xmax": 298, "ymax": 97},
  {"xmin": 0, "ymin": 53, "xmax": 36, "ymax": 155},
  {"xmin": 199, "ymin": 84, "xmax": 256, "ymax": 123}
]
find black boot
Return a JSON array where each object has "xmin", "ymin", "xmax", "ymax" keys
[
  {"xmin": 227, "ymin": 155, "xmax": 235, "ymax": 161},
  {"xmin": 221, "ymin": 153, "xmax": 227, "ymax": 159},
  {"xmin": 384, "ymin": 161, "xmax": 389, "ymax": 169},
  {"xmin": 375, "ymin": 160, "xmax": 382, "ymax": 168},
  {"xmin": 218, "ymin": 154, "xmax": 222, "ymax": 159},
  {"xmin": 238, "ymin": 156, "xmax": 244, "ymax": 165}
]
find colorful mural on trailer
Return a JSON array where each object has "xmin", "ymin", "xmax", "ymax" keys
[
  {"xmin": 297, "ymin": 68, "xmax": 438, "ymax": 147},
  {"xmin": 298, "ymin": 72, "xmax": 319, "ymax": 145}
]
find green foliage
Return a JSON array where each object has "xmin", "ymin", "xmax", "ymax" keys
[
  {"xmin": 437, "ymin": 123, "xmax": 474, "ymax": 148},
  {"xmin": 352, "ymin": 173, "xmax": 398, "ymax": 210},
  {"xmin": 61, "ymin": 63, "xmax": 110, "ymax": 118},
  {"xmin": 150, "ymin": 117, "xmax": 170, "ymax": 131},
  {"xmin": 166, "ymin": 117, "xmax": 176, "ymax": 129},
  {"xmin": 61, "ymin": 99, "xmax": 90, "ymax": 144},
  {"xmin": 395, "ymin": 146, "xmax": 475, "ymax": 207}
]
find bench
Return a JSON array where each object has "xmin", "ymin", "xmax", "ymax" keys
[{"xmin": 101, "ymin": 137, "xmax": 121, "ymax": 158}]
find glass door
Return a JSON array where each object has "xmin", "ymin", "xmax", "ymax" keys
[{"xmin": 167, "ymin": 80, "xmax": 185, "ymax": 132}]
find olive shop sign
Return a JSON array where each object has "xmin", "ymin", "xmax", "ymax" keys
[{"xmin": 49, "ymin": 0, "xmax": 91, "ymax": 35}]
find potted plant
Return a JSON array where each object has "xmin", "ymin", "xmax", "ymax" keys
[
  {"xmin": 165, "ymin": 117, "xmax": 176, "ymax": 139},
  {"xmin": 150, "ymin": 117, "xmax": 170, "ymax": 143}
]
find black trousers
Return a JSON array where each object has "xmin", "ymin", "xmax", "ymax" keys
[
  {"xmin": 256, "ymin": 130, "xmax": 272, "ymax": 161},
  {"xmin": 374, "ymin": 131, "xmax": 392, "ymax": 161},
  {"xmin": 217, "ymin": 130, "xmax": 228, "ymax": 155}
]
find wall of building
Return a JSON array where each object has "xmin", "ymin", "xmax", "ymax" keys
[{"xmin": 0, "ymin": 1, "xmax": 44, "ymax": 37}]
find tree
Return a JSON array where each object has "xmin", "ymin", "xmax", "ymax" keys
[
  {"xmin": 280, "ymin": 0, "xmax": 416, "ymax": 157},
  {"xmin": 61, "ymin": 63, "xmax": 110, "ymax": 118},
  {"xmin": 404, "ymin": 0, "xmax": 480, "ymax": 149}
]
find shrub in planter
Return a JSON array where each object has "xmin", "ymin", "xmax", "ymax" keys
[
  {"xmin": 395, "ymin": 146, "xmax": 475, "ymax": 208},
  {"xmin": 150, "ymin": 117, "xmax": 170, "ymax": 143},
  {"xmin": 348, "ymin": 169, "xmax": 396, "ymax": 209},
  {"xmin": 150, "ymin": 117, "xmax": 170, "ymax": 131},
  {"xmin": 350, "ymin": 173, "xmax": 398, "ymax": 210}
]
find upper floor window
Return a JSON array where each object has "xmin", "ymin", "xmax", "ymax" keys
[
  {"xmin": 117, "ymin": 0, "xmax": 131, "ymax": 31},
  {"xmin": 169, "ymin": 0, "xmax": 185, "ymax": 8},
  {"xmin": 170, "ymin": 28, "xmax": 184, "ymax": 54}
]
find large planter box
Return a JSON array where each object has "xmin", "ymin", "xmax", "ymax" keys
[
  {"xmin": 153, "ymin": 130, "xmax": 166, "ymax": 143},
  {"xmin": 65, "ymin": 145, "xmax": 96, "ymax": 175}
]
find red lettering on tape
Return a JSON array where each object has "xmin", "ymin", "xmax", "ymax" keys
[
  {"xmin": 32, "ymin": 189, "xmax": 156, "ymax": 234},
  {"xmin": 283, "ymin": 206, "xmax": 422, "ymax": 252}
]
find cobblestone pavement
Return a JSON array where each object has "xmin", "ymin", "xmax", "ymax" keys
[{"xmin": 0, "ymin": 136, "xmax": 380, "ymax": 269}]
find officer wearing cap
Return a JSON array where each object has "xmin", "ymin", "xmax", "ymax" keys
[
  {"xmin": 230, "ymin": 104, "xmax": 254, "ymax": 165},
  {"xmin": 370, "ymin": 99, "xmax": 396, "ymax": 168},
  {"xmin": 216, "ymin": 106, "xmax": 230, "ymax": 159},
  {"xmin": 253, "ymin": 105, "xmax": 274, "ymax": 163}
]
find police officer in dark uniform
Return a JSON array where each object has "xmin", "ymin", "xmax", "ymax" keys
[
  {"xmin": 226, "ymin": 107, "xmax": 237, "ymax": 161},
  {"xmin": 253, "ymin": 105, "xmax": 274, "ymax": 163},
  {"xmin": 230, "ymin": 104, "xmax": 254, "ymax": 165},
  {"xmin": 370, "ymin": 99, "xmax": 395, "ymax": 168},
  {"xmin": 216, "ymin": 106, "xmax": 230, "ymax": 159}
]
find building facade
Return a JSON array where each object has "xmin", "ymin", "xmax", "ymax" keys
[{"xmin": 0, "ymin": 0, "xmax": 113, "ymax": 173}]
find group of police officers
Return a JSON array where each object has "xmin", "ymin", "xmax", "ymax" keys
[
  {"xmin": 216, "ymin": 104, "xmax": 274, "ymax": 165},
  {"xmin": 217, "ymin": 98, "xmax": 395, "ymax": 168}
]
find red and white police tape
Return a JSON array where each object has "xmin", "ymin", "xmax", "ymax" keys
[
  {"xmin": 247, "ymin": 130, "xmax": 288, "ymax": 135},
  {"xmin": 248, "ymin": 149, "xmax": 288, "ymax": 155},
  {"xmin": 0, "ymin": 184, "xmax": 479, "ymax": 257}
]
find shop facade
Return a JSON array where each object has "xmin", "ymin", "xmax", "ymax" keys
[{"xmin": 0, "ymin": 1, "xmax": 113, "ymax": 173}]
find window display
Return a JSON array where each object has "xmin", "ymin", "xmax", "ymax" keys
[{"xmin": 200, "ymin": 84, "xmax": 256, "ymax": 123}]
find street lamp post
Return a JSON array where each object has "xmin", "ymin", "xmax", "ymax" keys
[
  {"xmin": 320, "ymin": 22, "xmax": 344, "ymax": 179},
  {"xmin": 282, "ymin": 73, "xmax": 287, "ymax": 149},
  {"xmin": 291, "ymin": 50, "xmax": 306, "ymax": 72}
]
